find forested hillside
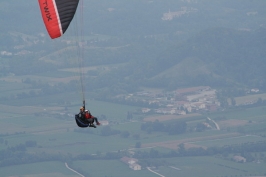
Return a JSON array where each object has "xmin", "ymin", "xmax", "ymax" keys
[
  {"xmin": 1, "ymin": 0, "xmax": 266, "ymax": 93},
  {"xmin": 144, "ymin": 27, "xmax": 266, "ymax": 89}
]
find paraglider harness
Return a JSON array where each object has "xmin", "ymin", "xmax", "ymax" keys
[{"xmin": 75, "ymin": 101, "xmax": 95, "ymax": 128}]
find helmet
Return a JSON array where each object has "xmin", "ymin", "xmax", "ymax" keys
[{"xmin": 85, "ymin": 110, "xmax": 88, "ymax": 112}]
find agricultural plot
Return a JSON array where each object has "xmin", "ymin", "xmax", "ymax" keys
[
  {"xmin": 73, "ymin": 160, "xmax": 154, "ymax": 177},
  {"xmin": 210, "ymin": 106, "xmax": 266, "ymax": 122},
  {"xmin": 34, "ymin": 70, "xmax": 78, "ymax": 78},
  {"xmin": 0, "ymin": 161, "xmax": 77, "ymax": 177},
  {"xmin": 59, "ymin": 63, "xmax": 126, "ymax": 74},
  {"xmin": 139, "ymin": 105, "xmax": 266, "ymax": 150},
  {"xmin": 1, "ymin": 69, "xmax": 266, "ymax": 177},
  {"xmin": 141, "ymin": 132, "xmax": 242, "ymax": 150},
  {"xmin": 2, "ymin": 74, "xmax": 75, "ymax": 84},
  {"xmin": 0, "ymin": 80, "xmax": 30, "ymax": 90},
  {"xmin": 158, "ymin": 156, "xmax": 266, "ymax": 177},
  {"xmin": 36, "ymin": 132, "xmax": 138, "ymax": 155},
  {"xmin": 144, "ymin": 113, "xmax": 202, "ymax": 122},
  {"xmin": 0, "ymin": 80, "xmax": 31, "ymax": 99},
  {"xmin": 234, "ymin": 93, "xmax": 266, "ymax": 105},
  {"xmin": 0, "ymin": 88, "xmax": 143, "ymax": 155},
  {"xmin": 190, "ymin": 134, "xmax": 266, "ymax": 148}
]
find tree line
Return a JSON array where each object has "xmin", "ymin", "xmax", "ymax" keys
[
  {"xmin": 133, "ymin": 141, "xmax": 266, "ymax": 163},
  {"xmin": 1, "ymin": 139, "xmax": 265, "ymax": 168}
]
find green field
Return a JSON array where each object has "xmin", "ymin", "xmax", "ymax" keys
[
  {"xmin": 159, "ymin": 156, "xmax": 266, "ymax": 177},
  {"xmin": 1, "ymin": 70, "xmax": 266, "ymax": 177},
  {"xmin": 210, "ymin": 106, "xmax": 266, "ymax": 122},
  {"xmin": 191, "ymin": 134, "xmax": 265, "ymax": 147},
  {"xmin": 73, "ymin": 160, "xmax": 153, "ymax": 177},
  {"xmin": 234, "ymin": 93, "xmax": 266, "ymax": 105},
  {"xmin": 0, "ymin": 157, "xmax": 265, "ymax": 177},
  {"xmin": 0, "ymin": 162, "xmax": 78, "ymax": 177}
]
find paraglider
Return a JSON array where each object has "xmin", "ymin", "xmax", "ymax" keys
[
  {"xmin": 38, "ymin": 0, "xmax": 101, "ymax": 128},
  {"xmin": 75, "ymin": 107, "xmax": 101, "ymax": 128}
]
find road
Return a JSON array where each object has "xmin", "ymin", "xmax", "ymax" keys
[
  {"xmin": 207, "ymin": 117, "xmax": 220, "ymax": 130},
  {"xmin": 147, "ymin": 167, "xmax": 165, "ymax": 177},
  {"xmin": 65, "ymin": 162, "xmax": 85, "ymax": 177},
  {"xmin": 169, "ymin": 166, "xmax": 181, "ymax": 170},
  {"xmin": 66, "ymin": 162, "xmax": 166, "ymax": 177}
]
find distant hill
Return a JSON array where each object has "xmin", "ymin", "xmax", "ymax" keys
[
  {"xmin": 140, "ymin": 27, "xmax": 266, "ymax": 89},
  {"xmin": 1, "ymin": 27, "xmax": 266, "ymax": 92}
]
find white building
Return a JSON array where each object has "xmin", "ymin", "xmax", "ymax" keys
[
  {"xmin": 130, "ymin": 163, "xmax": 141, "ymax": 170},
  {"xmin": 142, "ymin": 108, "xmax": 151, "ymax": 113},
  {"xmin": 251, "ymin": 88, "xmax": 259, "ymax": 93},
  {"xmin": 1, "ymin": 51, "xmax": 12, "ymax": 56},
  {"xmin": 233, "ymin": 156, "xmax": 246, "ymax": 163},
  {"xmin": 120, "ymin": 156, "xmax": 142, "ymax": 170}
]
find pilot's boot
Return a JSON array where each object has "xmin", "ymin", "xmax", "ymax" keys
[{"xmin": 90, "ymin": 124, "xmax": 96, "ymax": 128}]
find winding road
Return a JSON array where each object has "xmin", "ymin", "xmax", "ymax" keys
[
  {"xmin": 65, "ymin": 163, "xmax": 85, "ymax": 177},
  {"xmin": 208, "ymin": 117, "xmax": 220, "ymax": 130},
  {"xmin": 147, "ymin": 167, "xmax": 165, "ymax": 177}
]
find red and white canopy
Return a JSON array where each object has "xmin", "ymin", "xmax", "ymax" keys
[{"xmin": 38, "ymin": 0, "xmax": 79, "ymax": 39}]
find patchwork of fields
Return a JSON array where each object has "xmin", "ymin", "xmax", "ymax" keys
[{"xmin": 0, "ymin": 71, "xmax": 266, "ymax": 177}]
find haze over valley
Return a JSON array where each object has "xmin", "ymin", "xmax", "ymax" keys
[{"xmin": 0, "ymin": 1, "xmax": 266, "ymax": 177}]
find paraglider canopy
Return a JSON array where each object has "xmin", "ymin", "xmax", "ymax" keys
[{"xmin": 38, "ymin": 0, "xmax": 80, "ymax": 39}]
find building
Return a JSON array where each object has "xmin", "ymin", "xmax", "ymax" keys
[
  {"xmin": 233, "ymin": 156, "xmax": 246, "ymax": 163},
  {"xmin": 130, "ymin": 163, "xmax": 141, "ymax": 170},
  {"xmin": 120, "ymin": 156, "xmax": 142, "ymax": 170},
  {"xmin": 142, "ymin": 108, "xmax": 151, "ymax": 113}
]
